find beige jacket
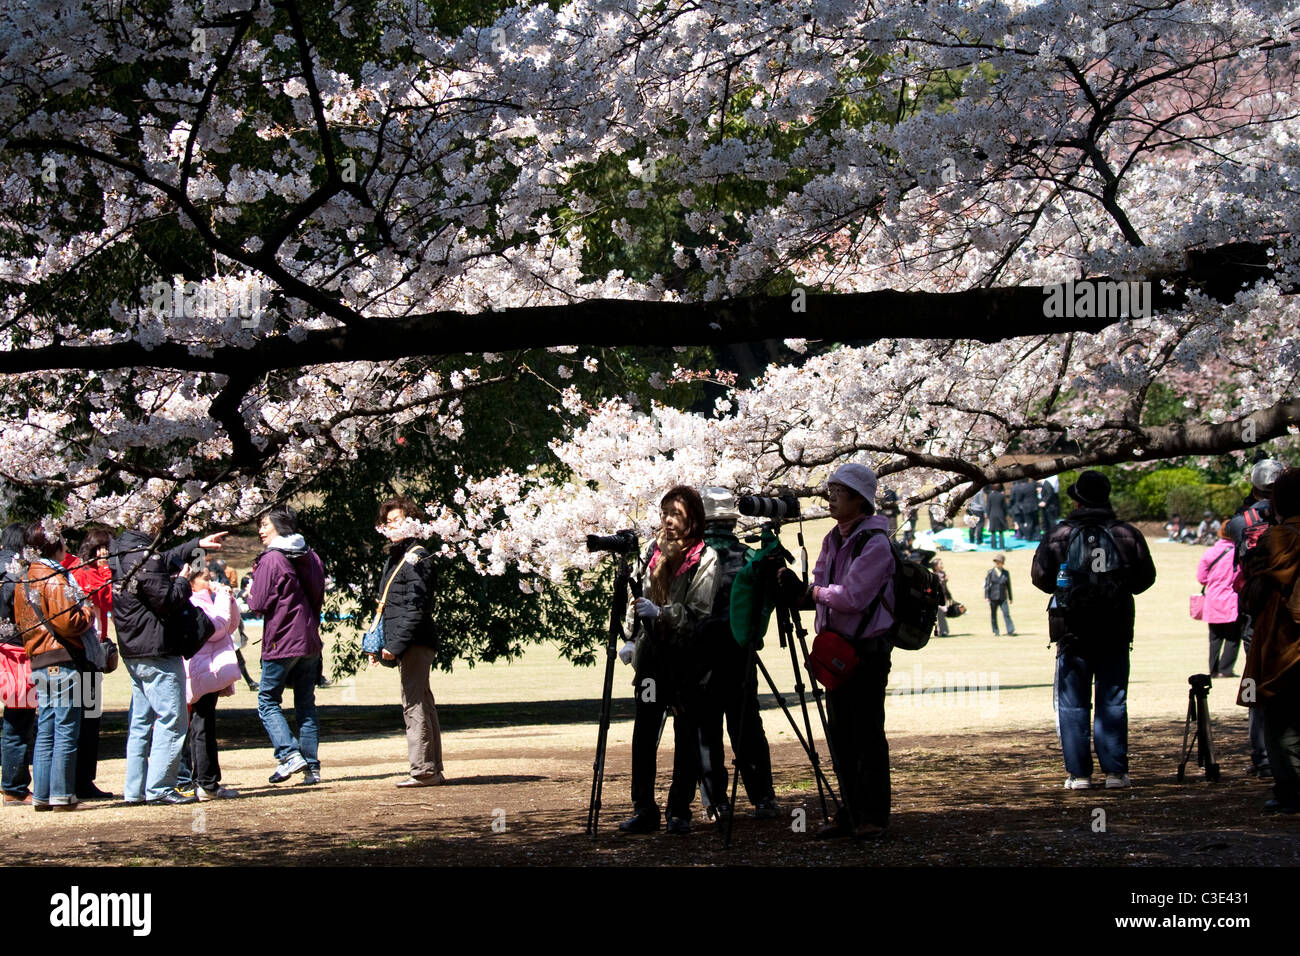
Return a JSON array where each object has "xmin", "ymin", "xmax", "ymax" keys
[{"xmin": 624, "ymin": 541, "xmax": 719, "ymax": 676}]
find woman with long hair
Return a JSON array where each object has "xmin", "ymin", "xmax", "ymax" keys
[{"xmin": 618, "ymin": 485, "xmax": 720, "ymax": 835}]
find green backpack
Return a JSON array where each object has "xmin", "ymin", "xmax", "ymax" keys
[{"xmin": 726, "ymin": 527, "xmax": 784, "ymax": 647}]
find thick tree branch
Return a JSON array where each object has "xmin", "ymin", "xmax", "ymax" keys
[{"xmin": 0, "ymin": 241, "xmax": 1281, "ymax": 376}]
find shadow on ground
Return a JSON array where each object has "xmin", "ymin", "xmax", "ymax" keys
[{"xmin": 13, "ymin": 719, "xmax": 1300, "ymax": 867}]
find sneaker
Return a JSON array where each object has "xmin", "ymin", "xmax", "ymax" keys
[
  {"xmin": 147, "ymin": 789, "xmax": 198, "ymax": 806},
  {"xmin": 2, "ymin": 792, "xmax": 32, "ymax": 806},
  {"xmin": 617, "ymin": 809, "xmax": 661, "ymax": 834},
  {"xmin": 752, "ymin": 798, "xmax": 780, "ymax": 819},
  {"xmin": 395, "ymin": 771, "xmax": 443, "ymax": 788},
  {"xmin": 197, "ymin": 785, "xmax": 240, "ymax": 801},
  {"xmin": 665, "ymin": 815, "xmax": 691, "ymax": 835},
  {"xmin": 268, "ymin": 752, "xmax": 308, "ymax": 783},
  {"xmin": 298, "ymin": 770, "xmax": 321, "ymax": 786},
  {"xmin": 704, "ymin": 801, "xmax": 731, "ymax": 823},
  {"xmin": 1265, "ymin": 798, "xmax": 1300, "ymax": 813},
  {"xmin": 1105, "ymin": 773, "xmax": 1131, "ymax": 789},
  {"xmin": 174, "ymin": 786, "xmax": 196, "ymax": 800},
  {"xmin": 1064, "ymin": 776, "xmax": 1093, "ymax": 790}
]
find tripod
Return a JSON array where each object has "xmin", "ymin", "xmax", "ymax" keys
[
  {"xmin": 720, "ymin": 521, "xmax": 847, "ymax": 847},
  {"xmin": 586, "ymin": 553, "xmax": 641, "ymax": 836},
  {"xmin": 1177, "ymin": 673, "xmax": 1221, "ymax": 783}
]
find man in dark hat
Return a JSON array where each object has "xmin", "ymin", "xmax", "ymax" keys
[{"xmin": 1031, "ymin": 470, "xmax": 1156, "ymax": 790}]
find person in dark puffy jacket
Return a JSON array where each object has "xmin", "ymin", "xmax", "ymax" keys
[
  {"xmin": 111, "ymin": 517, "xmax": 227, "ymax": 806},
  {"xmin": 368, "ymin": 495, "xmax": 443, "ymax": 787},
  {"xmin": 247, "ymin": 505, "xmax": 326, "ymax": 786}
]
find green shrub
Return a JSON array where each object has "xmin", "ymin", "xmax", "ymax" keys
[
  {"xmin": 1165, "ymin": 484, "xmax": 1208, "ymax": 521},
  {"xmin": 1206, "ymin": 482, "xmax": 1250, "ymax": 519},
  {"xmin": 1133, "ymin": 467, "xmax": 1202, "ymax": 519},
  {"xmin": 1110, "ymin": 492, "xmax": 1142, "ymax": 522}
]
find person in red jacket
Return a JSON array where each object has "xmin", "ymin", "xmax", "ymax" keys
[{"xmin": 66, "ymin": 529, "xmax": 115, "ymax": 800}]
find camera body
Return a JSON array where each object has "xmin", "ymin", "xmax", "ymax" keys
[{"xmin": 586, "ymin": 529, "xmax": 640, "ymax": 555}]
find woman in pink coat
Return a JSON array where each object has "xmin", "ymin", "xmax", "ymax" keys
[
  {"xmin": 1197, "ymin": 525, "xmax": 1240, "ymax": 677},
  {"xmin": 183, "ymin": 569, "xmax": 243, "ymax": 800}
]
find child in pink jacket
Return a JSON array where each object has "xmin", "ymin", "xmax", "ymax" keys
[
  {"xmin": 1197, "ymin": 527, "xmax": 1240, "ymax": 677},
  {"xmin": 183, "ymin": 571, "xmax": 242, "ymax": 800}
]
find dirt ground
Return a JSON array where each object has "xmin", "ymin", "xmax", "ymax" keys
[
  {"xmin": 3, "ymin": 699, "xmax": 1297, "ymax": 868},
  {"xmin": 4, "ymin": 524, "xmax": 1298, "ymax": 867}
]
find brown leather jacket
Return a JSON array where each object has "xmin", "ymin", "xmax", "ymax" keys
[
  {"xmin": 14, "ymin": 559, "xmax": 94, "ymax": 669},
  {"xmin": 1239, "ymin": 516, "xmax": 1300, "ymax": 705}
]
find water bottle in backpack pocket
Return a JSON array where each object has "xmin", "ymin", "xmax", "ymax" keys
[{"xmin": 1058, "ymin": 521, "xmax": 1129, "ymax": 640}]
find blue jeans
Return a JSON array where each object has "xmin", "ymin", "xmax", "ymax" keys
[
  {"xmin": 258, "ymin": 655, "xmax": 320, "ymax": 772},
  {"xmin": 1055, "ymin": 643, "xmax": 1129, "ymax": 778},
  {"xmin": 124, "ymin": 655, "xmax": 188, "ymax": 802},
  {"xmin": 989, "ymin": 599, "xmax": 1015, "ymax": 634},
  {"xmin": 2, "ymin": 706, "xmax": 35, "ymax": 797},
  {"xmin": 32, "ymin": 667, "xmax": 83, "ymax": 805}
]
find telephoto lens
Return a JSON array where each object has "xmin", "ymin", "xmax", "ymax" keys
[
  {"xmin": 585, "ymin": 529, "xmax": 640, "ymax": 554},
  {"xmin": 737, "ymin": 494, "xmax": 800, "ymax": 521}
]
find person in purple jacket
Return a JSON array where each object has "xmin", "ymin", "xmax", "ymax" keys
[
  {"xmin": 779, "ymin": 462, "xmax": 896, "ymax": 840},
  {"xmin": 247, "ymin": 505, "xmax": 326, "ymax": 786}
]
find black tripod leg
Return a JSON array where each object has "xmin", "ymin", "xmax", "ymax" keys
[
  {"xmin": 723, "ymin": 642, "xmax": 755, "ymax": 849},
  {"xmin": 1177, "ymin": 691, "xmax": 1196, "ymax": 782},
  {"xmin": 1198, "ymin": 687, "xmax": 1220, "ymax": 781},
  {"xmin": 586, "ymin": 635, "xmax": 618, "ymax": 836},
  {"xmin": 755, "ymin": 653, "xmax": 837, "ymax": 821}
]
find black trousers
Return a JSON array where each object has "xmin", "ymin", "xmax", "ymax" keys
[
  {"xmin": 630, "ymin": 673, "xmax": 711, "ymax": 819},
  {"xmin": 187, "ymin": 692, "xmax": 222, "ymax": 791},
  {"xmin": 825, "ymin": 646, "xmax": 892, "ymax": 829},
  {"xmin": 699, "ymin": 641, "xmax": 774, "ymax": 807},
  {"xmin": 1208, "ymin": 620, "xmax": 1241, "ymax": 675},
  {"xmin": 74, "ymin": 714, "xmax": 101, "ymax": 794}
]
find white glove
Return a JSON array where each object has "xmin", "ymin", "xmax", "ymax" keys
[
  {"xmin": 635, "ymin": 597, "xmax": 661, "ymax": 620},
  {"xmin": 618, "ymin": 640, "xmax": 636, "ymax": 665}
]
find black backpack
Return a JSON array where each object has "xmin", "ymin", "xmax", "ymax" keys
[
  {"xmin": 1059, "ymin": 519, "xmax": 1130, "ymax": 639},
  {"xmin": 843, "ymin": 529, "xmax": 943, "ymax": 651},
  {"xmin": 701, "ymin": 530, "xmax": 753, "ymax": 647}
]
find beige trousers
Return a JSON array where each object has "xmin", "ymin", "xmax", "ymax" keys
[{"xmin": 398, "ymin": 644, "xmax": 442, "ymax": 776}]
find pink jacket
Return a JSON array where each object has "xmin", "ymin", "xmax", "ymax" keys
[
  {"xmin": 1196, "ymin": 539, "xmax": 1239, "ymax": 624},
  {"xmin": 184, "ymin": 588, "xmax": 241, "ymax": 705}
]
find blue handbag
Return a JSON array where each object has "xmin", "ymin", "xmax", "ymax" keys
[{"xmin": 362, "ymin": 548, "xmax": 419, "ymax": 657}]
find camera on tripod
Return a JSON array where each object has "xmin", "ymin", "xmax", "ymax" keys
[
  {"xmin": 738, "ymin": 494, "xmax": 800, "ymax": 522},
  {"xmin": 586, "ymin": 530, "xmax": 640, "ymax": 555}
]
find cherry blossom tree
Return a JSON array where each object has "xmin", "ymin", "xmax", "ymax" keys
[{"xmin": 0, "ymin": 0, "xmax": 1296, "ymax": 580}]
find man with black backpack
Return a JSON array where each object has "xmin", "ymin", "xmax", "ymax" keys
[
  {"xmin": 1032, "ymin": 470, "xmax": 1156, "ymax": 790},
  {"xmin": 696, "ymin": 488, "xmax": 778, "ymax": 821}
]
